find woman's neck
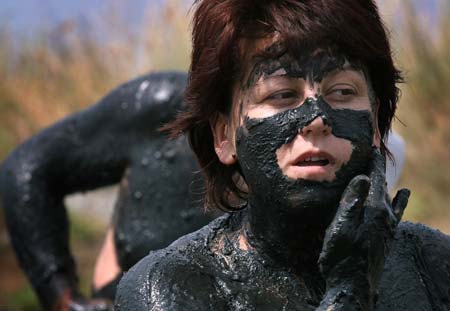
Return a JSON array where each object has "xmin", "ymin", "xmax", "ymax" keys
[{"xmin": 242, "ymin": 196, "xmax": 336, "ymax": 272}]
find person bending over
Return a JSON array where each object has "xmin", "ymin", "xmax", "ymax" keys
[
  {"xmin": 0, "ymin": 72, "xmax": 217, "ymax": 311},
  {"xmin": 115, "ymin": 1, "xmax": 450, "ymax": 310}
]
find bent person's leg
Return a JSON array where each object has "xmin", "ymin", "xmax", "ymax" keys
[{"xmin": 92, "ymin": 226, "xmax": 121, "ymax": 300}]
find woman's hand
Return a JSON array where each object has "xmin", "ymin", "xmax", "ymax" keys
[
  {"xmin": 317, "ymin": 148, "xmax": 410, "ymax": 311},
  {"xmin": 39, "ymin": 273, "xmax": 113, "ymax": 311}
]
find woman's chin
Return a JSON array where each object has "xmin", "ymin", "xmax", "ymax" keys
[{"xmin": 284, "ymin": 184, "xmax": 343, "ymax": 211}]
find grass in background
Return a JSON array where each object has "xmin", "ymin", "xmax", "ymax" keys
[
  {"xmin": 389, "ymin": 1, "xmax": 450, "ymax": 229},
  {"xmin": 0, "ymin": 1, "xmax": 190, "ymax": 309},
  {"xmin": 1, "ymin": 0, "xmax": 450, "ymax": 309},
  {"xmin": 0, "ymin": 0, "xmax": 191, "ymax": 160}
]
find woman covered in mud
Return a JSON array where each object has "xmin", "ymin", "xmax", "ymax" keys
[{"xmin": 115, "ymin": 0, "xmax": 450, "ymax": 310}]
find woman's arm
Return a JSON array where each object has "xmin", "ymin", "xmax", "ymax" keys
[{"xmin": 0, "ymin": 71, "xmax": 188, "ymax": 310}]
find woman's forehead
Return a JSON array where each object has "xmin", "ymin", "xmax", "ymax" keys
[{"xmin": 236, "ymin": 36, "xmax": 366, "ymax": 86}]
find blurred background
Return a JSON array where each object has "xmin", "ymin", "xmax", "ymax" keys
[{"xmin": 0, "ymin": 0, "xmax": 449, "ymax": 309}]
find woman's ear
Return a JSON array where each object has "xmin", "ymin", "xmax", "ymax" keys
[
  {"xmin": 212, "ymin": 114, "xmax": 237, "ymax": 165},
  {"xmin": 373, "ymin": 103, "xmax": 381, "ymax": 147}
]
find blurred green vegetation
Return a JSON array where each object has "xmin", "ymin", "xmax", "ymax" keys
[
  {"xmin": 0, "ymin": 0, "xmax": 191, "ymax": 162},
  {"xmin": 1, "ymin": 0, "xmax": 450, "ymax": 309},
  {"xmin": 387, "ymin": 1, "xmax": 450, "ymax": 228},
  {"xmin": 0, "ymin": 1, "xmax": 190, "ymax": 309}
]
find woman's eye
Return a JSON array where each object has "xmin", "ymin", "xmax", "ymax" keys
[
  {"xmin": 325, "ymin": 87, "xmax": 357, "ymax": 102},
  {"xmin": 266, "ymin": 91, "xmax": 297, "ymax": 100},
  {"xmin": 335, "ymin": 89, "xmax": 354, "ymax": 95}
]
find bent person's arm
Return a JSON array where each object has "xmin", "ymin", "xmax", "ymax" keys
[{"xmin": 0, "ymin": 71, "xmax": 187, "ymax": 310}]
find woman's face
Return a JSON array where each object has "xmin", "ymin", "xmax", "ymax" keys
[{"xmin": 213, "ymin": 38, "xmax": 379, "ymax": 210}]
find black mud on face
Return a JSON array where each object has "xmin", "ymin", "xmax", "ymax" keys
[
  {"xmin": 245, "ymin": 46, "xmax": 357, "ymax": 89},
  {"xmin": 236, "ymin": 97, "xmax": 374, "ymax": 215}
]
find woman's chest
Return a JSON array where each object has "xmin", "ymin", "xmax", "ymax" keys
[{"xmin": 211, "ymin": 255, "xmax": 323, "ymax": 311}]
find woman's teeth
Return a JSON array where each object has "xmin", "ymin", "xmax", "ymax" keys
[{"xmin": 298, "ymin": 157, "xmax": 330, "ymax": 166}]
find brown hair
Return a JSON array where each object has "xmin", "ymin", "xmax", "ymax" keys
[{"xmin": 165, "ymin": 0, "xmax": 403, "ymax": 211}]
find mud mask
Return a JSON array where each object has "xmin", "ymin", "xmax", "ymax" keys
[
  {"xmin": 244, "ymin": 45, "xmax": 355, "ymax": 89},
  {"xmin": 235, "ymin": 96, "xmax": 374, "ymax": 214}
]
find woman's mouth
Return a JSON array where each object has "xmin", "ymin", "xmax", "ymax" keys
[
  {"xmin": 293, "ymin": 151, "xmax": 335, "ymax": 167},
  {"xmin": 295, "ymin": 156, "xmax": 330, "ymax": 167},
  {"xmin": 281, "ymin": 150, "xmax": 337, "ymax": 181}
]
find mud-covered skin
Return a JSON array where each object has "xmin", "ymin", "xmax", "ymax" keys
[
  {"xmin": 234, "ymin": 92, "xmax": 402, "ymax": 310},
  {"xmin": 116, "ymin": 213, "xmax": 320, "ymax": 311},
  {"xmin": 116, "ymin": 214, "xmax": 450, "ymax": 311},
  {"xmin": 91, "ymin": 274, "xmax": 121, "ymax": 301},
  {"xmin": 236, "ymin": 46, "xmax": 374, "ymax": 217},
  {"xmin": 236, "ymin": 96, "xmax": 373, "ymax": 212},
  {"xmin": 113, "ymin": 136, "xmax": 210, "ymax": 269},
  {"xmin": 316, "ymin": 151, "xmax": 410, "ymax": 310},
  {"xmin": 115, "ymin": 49, "xmax": 449, "ymax": 309},
  {"xmin": 245, "ymin": 46, "xmax": 352, "ymax": 89},
  {"xmin": 0, "ymin": 71, "xmax": 216, "ymax": 309},
  {"xmin": 377, "ymin": 222, "xmax": 450, "ymax": 311},
  {"xmin": 116, "ymin": 99, "xmax": 407, "ymax": 310},
  {"xmin": 232, "ymin": 96, "xmax": 373, "ymax": 270}
]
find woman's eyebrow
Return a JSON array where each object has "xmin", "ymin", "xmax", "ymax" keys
[
  {"xmin": 322, "ymin": 67, "xmax": 365, "ymax": 82},
  {"xmin": 243, "ymin": 43, "xmax": 287, "ymax": 88},
  {"xmin": 244, "ymin": 58, "xmax": 286, "ymax": 89}
]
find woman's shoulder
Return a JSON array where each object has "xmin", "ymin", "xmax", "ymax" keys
[
  {"xmin": 114, "ymin": 214, "xmax": 232, "ymax": 310},
  {"xmin": 119, "ymin": 213, "xmax": 230, "ymax": 278},
  {"xmin": 394, "ymin": 221, "xmax": 450, "ymax": 252},
  {"xmin": 390, "ymin": 221, "xmax": 450, "ymax": 278},
  {"xmin": 376, "ymin": 221, "xmax": 450, "ymax": 310}
]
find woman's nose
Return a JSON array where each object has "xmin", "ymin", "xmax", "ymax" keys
[{"xmin": 299, "ymin": 116, "xmax": 332, "ymax": 136}]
